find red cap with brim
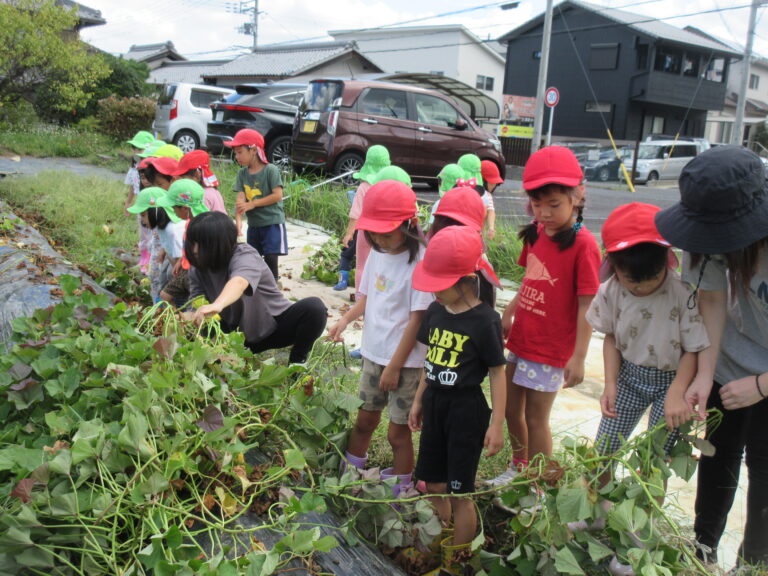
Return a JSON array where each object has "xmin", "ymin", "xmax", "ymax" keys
[
  {"xmin": 355, "ymin": 180, "xmax": 417, "ymax": 233},
  {"xmin": 137, "ymin": 156, "xmax": 178, "ymax": 175},
  {"xmin": 481, "ymin": 160, "xmax": 504, "ymax": 185},
  {"xmin": 222, "ymin": 128, "xmax": 268, "ymax": 163},
  {"xmin": 602, "ymin": 202, "xmax": 671, "ymax": 252},
  {"xmin": 523, "ymin": 146, "xmax": 583, "ymax": 191},
  {"xmin": 434, "ymin": 187, "xmax": 486, "ymax": 232},
  {"xmin": 413, "ymin": 226, "xmax": 500, "ymax": 292}
]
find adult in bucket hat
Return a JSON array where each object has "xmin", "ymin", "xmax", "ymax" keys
[{"xmin": 655, "ymin": 145, "xmax": 768, "ymax": 571}]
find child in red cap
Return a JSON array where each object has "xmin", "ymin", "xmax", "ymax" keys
[
  {"xmin": 225, "ymin": 129, "xmax": 286, "ymax": 280},
  {"xmin": 172, "ymin": 150, "xmax": 226, "ymax": 214},
  {"xmin": 408, "ymin": 225, "xmax": 506, "ymax": 563},
  {"xmin": 587, "ymin": 203, "xmax": 708, "ymax": 477},
  {"xmin": 328, "ymin": 180, "xmax": 433, "ymax": 496},
  {"xmin": 488, "ymin": 146, "xmax": 601, "ymax": 490},
  {"xmin": 481, "ymin": 160, "xmax": 504, "ymax": 241}
]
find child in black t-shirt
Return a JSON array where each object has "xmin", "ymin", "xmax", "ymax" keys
[{"xmin": 408, "ymin": 226, "xmax": 507, "ymax": 565}]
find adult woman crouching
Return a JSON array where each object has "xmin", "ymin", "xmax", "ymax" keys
[{"xmin": 187, "ymin": 211, "xmax": 327, "ymax": 364}]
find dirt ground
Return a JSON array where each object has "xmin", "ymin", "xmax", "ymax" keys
[{"xmin": 280, "ymin": 221, "xmax": 746, "ymax": 573}]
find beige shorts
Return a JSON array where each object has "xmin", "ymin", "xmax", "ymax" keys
[{"xmin": 359, "ymin": 358, "xmax": 421, "ymax": 425}]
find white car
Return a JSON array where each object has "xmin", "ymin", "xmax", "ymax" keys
[
  {"xmin": 619, "ymin": 140, "xmax": 706, "ymax": 184},
  {"xmin": 153, "ymin": 83, "xmax": 234, "ymax": 153}
]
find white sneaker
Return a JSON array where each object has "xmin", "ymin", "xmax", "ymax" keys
[{"xmin": 484, "ymin": 466, "xmax": 519, "ymax": 487}]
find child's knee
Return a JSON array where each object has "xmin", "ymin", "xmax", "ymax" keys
[
  {"xmin": 387, "ymin": 422, "xmax": 412, "ymax": 447},
  {"xmin": 354, "ymin": 410, "xmax": 382, "ymax": 435}
]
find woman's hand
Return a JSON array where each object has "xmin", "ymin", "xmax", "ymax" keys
[
  {"xmin": 326, "ymin": 320, "xmax": 347, "ymax": 342},
  {"xmin": 563, "ymin": 354, "xmax": 585, "ymax": 388},
  {"xmin": 719, "ymin": 375, "xmax": 765, "ymax": 410},
  {"xmin": 172, "ymin": 259, "xmax": 183, "ymax": 276},
  {"xmin": 408, "ymin": 401, "xmax": 422, "ymax": 432},
  {"xmin": 193, "ymin": 303, "xmax": 223, "ymax": 325},
  {"xmin": 484, "ymin": 421, "xmax": 504, "ymax": 456},
  {"xmin": 379, "ymin": 365, "xmax": 400, "ymax": 391}
]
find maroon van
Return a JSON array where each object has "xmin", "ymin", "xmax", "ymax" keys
[{"xmin": 291, "ymin": 79, "xmax": 505, "ymax": 184}]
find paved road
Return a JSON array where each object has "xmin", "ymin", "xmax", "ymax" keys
[{"xmin": 0, "ymin": 155, "xmax": 123, "ymax": 181}]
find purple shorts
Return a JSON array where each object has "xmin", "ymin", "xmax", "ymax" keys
[{"xmin": 508, "ymin": 353, "xmax": 564, "ymax": 393}]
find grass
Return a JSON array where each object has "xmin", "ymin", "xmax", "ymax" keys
[{"xmin": 0, "ymin": 123, "xmax": 121, "ymax": 159}]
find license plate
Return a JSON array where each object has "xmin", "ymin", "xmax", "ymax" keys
[{"xmin": 301, "ymin": 120, "xmax": 317, "ymax": 133}]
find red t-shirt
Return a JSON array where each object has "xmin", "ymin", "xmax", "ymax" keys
[{"xmin": 506, "ymin": 226, "xmax": 601, "ymax": 368}]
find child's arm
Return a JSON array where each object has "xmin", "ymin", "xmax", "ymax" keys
[
  {"xmin": 484, "ymin": 364, "xmax": 507, "ymax": 456},
  {"xmin": 600, "ymin": 334, "xmax": 621, "ymax": 418},
  {"xmin": 563, "ymin": 294, "xmax": 595, "ymax": 388},
  {"xmin": 501, "ymin": 294, "xmax": 519, "ymax": 337},
  {"xmin": 341, "ymin": 218, "xmax": 357, "ymax": 248},
  {"xmin": 241, "ymin": 186, "xmax": 283, "ymax": 211},
  {"xmin": 685, "ymin": 289, "xmax": 726, "ymax": 419},
  {"xmin": 327, "ymin": 295, "xmax": 367, "ymax": 342},
  {"xmin": 664, "ymin": 351, "xmax": 697, "ymax": 428},
  {"xmin": 124, "ymin": 187, "xmax": 134, "ymax": 216},
  {"xmin": 380, "ymin": 310, "xmax": 425, "ymax": 391},
  {"xmin": 408, "ymin": 371, "xmax": 429, "ymax": 432},
  {"xmin": 485, "ymin": 207, "xmax": 496, "ymax": 241},
  {"xmin": 235, "ymin": 191, "xmax": 247, "ymax": 216}
]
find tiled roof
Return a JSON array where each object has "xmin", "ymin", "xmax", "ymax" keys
[
  {"xmin": 125, "ymin": 42, "xmax": 186, "ymax": 63},
  {"xmin": 56, "ymin": 0, "xmax": 105, "ymax": 27},
  {"xmin": 147, "ymin": 60, "xmax": 231, "ymax": 85}
]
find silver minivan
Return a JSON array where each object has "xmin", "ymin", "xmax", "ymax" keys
[{"xmin": 623, "ymin": 140, "xmax": 706, "ymax": 184}]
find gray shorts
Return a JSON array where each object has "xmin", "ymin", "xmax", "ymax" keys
[{"xmin": 358, "ymin": 358, "xmax": 421, "ymax": 425}]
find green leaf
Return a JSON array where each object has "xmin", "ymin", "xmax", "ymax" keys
[
  {"xmin": 138, "ymin": 472, "xmax": 169, "ymax": 497},
  {"xmin": 278, "ymin": 528, "xmax": 319, "ymax": 555},
  {"xmin": 70, "ymin": 438, "xmax": 98, "ymax": 465},
  {"xmin": 165, "ymin": 525, "xmax": 183, "ymax": 550},
  {"xmin": 556, "ymin": 485, "xmax": 592, "ymax": 522},
  {"xmin": 59, "ymin": 275, "xmax": 81, "ymax": 294},
  {"xmin": 31, "ymin": 354, "xmax": 59, "ymax": 379},
  {"xmin": 15, "ymin": 548, "xmax": 54, "ymax": 569},
  {"xmin": 587, "ymin": 537, "xmax": 614, "ymax": 562},
  {"xmin": 246, "ymin": 550, "xmax": 279, "ymax": 576},
  {"xmin": 0, "ymin": 526, "xmax": 33, "ymax": 547},
  {"xmin": 554, "ymin": 546, "xmax": 585, "ymax": 575},
  {"xmin": 117, "ymin": 413, "xmax": 154, "ymax": 458},
  {"xmin": 694, "ymin": 438, "xmax": 716, "ymax": 457},
  {"xmin": 0, "ymin": 447, "xmax": 44, "ymax": 473},
  {"xmin": 49, "ymin": 449, "xmax": 72, "ymax": 476},
  {"xmin": 283, "ymin": 449, "xmax": 306, "ymax": 470},
  {"xmin": 313, "ymin": 535, "xmax": 337, "ymax": 553}
]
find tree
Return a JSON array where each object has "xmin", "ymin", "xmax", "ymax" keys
[{"xmin": 0, "ymin": 0, "xmax": 109, "ymax": 120}]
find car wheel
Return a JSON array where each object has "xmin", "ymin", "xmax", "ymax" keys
[
  {"xmin": 597, "ymin": 167, "xmax": 610, "ymax": 182},
  {"xmin": 174, "ymin": 130, "xmax": 199, "ymax": 153},
  {"xmin": 334, "ymin": 152, "xmax": 364, "ymax": 185},
  {"xmin": 646, "ymin": 171, "xmax": 659, "ymax": 184},
  {"xmin": 267, "ymin": 135, "xmax": 292, "ymax": 169}
]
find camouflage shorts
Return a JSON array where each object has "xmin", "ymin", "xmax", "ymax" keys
[{"xmin": 358, "ymin": 359, "xmax": 421, "ymax": 425}]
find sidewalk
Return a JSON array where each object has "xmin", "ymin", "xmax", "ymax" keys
[{"xmin": 280, "ymin": 220, "xmax": 746, "ymax": 571}]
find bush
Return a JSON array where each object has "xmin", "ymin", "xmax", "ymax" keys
[
  {"xmin": 0, "ymin": 99, "xmax": 38, "ymax": 130},
  {"xmin": 96, "ymin": 95, "xmax": 155, "ymax": 140}
]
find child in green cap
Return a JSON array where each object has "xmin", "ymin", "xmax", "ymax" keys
[
  {"xmin": 125, "ymin": 130, "xmax": 156, "ymax": 274},
  {"xmin": 428, "ymin": 163, "xmax": 464, "ymax": 226}
]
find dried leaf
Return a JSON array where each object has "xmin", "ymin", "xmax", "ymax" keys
[
  {"xmin": 11, "ymin": 478, "xmax": 35, "ymax": 503},
  {"xmin": 202, "ymin": 493, "xmax": 216, "ymax": 511},
  {"xmin": 10, "ymin": 378, "xmax": 37, "ymax": 391},
  {"xmin": 195, "ymin": 405, "xmax": 224, "ymax": 433},
  {"xmin": 152, "ymin": 337, "xmax": 176, "ymax": 360},
  {"xmin": 43, "ymin": 441, "xmax": 70, "ymax": 455}
]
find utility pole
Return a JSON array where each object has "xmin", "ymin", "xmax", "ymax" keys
[
  {"xmin": 531, "ymin": 0, "xmax": 554, "ymax": 154},
  {"xmin": 227, "ymin": 0, "xmax": 259, "ymax": 51},
  {"xmin": 251, "ymin": 0, "xmax": 258, "ymax": 51},
  {"xmin": 731, "ymin": 0, "xmax": 761, "ymax": 146}
]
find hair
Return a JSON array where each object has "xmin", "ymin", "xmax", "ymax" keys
[
  {"xmin": 145, "ymin": 206, "xmax": 172, "ymax": 230},
  {"xmin": 143, "ymin": 164, "xmax": 173, "ymax": 188},
  {"xmin": 364, "ymin": 219, "xmax": 424, "ymax": 263},
  {"xmin": 429, "ymin": 214, "xmax": 463, "ymax": 239},
  {"xmin": 452, "ymin": 274, "xmax": 496, "ymax": 309},
  {"xmin": 608, "ymin": 243, "xmax": 668, "ymax": 283},
  {"xmin": 690, "ymin": 238, "xmax": 768, "ymax": 293},
  {"xmin": 518, "ymin": 184, "xmax": 583, "ymax": 251},
  {"xmin": 185, "ymin": 211, "xmax": 237, "ymax": 271},
  {"xmin": 177, "ymin": 168, "xmax": 203, "ymax": 185}
]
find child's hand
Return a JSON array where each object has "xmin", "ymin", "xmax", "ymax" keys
[
  {"xmin": 341, "ymin": 233, "xmax": 354, "ymax": 248},
  {"xmin": 664, "ymin": 390, "xmax": 693, "ymax": 429},
  {"xmin": 600, "ymin": 385, "xmax": 617, "ymax": 418},
  {"xmin": 563, "ymin": 355, "xmax": 585, "ymax": 388},
  {"xmin": 484, "ymin": 422, "xmax": 504, "ymax": 456},
  {"xmin": 408, "ymin": 402, "xmax": 422, "ymax": 432},
  {"xmin": 172, "ymin": 259, "xmax": 183, "ymax": 276},
  {"xmin": 326, "ymin": 320, "xmax": 347, "ymax": 342},
  {"xmin": 685, "ymin": 374, "xmax": 713, "ymax": 421},
  {"xmin": 235, "ymin": 199, "xmax": 249, "ymax": 215},
  {"xmin": 379, "ymin": 365, "xmax": 400, "ymax": 391}
]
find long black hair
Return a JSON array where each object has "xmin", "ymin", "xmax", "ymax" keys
[
  {"xmin": 145, "ymin": 206, "xmax": 172, "ymax": 230},
  {"xmin": 364, "ymin": 219, "xmax": 425, "ymax": 264},
  {"xmin": 185, "ymin": 212, "xmax": 237, "ymax": 271},
  {"xmin": 519, "ymin": 184, "xmax": 583, "ymax": 251}
]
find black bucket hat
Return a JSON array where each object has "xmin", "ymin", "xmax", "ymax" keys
[{"xmin": 655, "ymin": 145, "xmax": 768, "ymax": 254}]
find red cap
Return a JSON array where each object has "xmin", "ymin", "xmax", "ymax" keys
[
  {"xmin": 137, "ymin": 156, "xmax": 178, "ymax": 175},
  {"xmin": 413, "ymin": 226, "xmax": 500, "ymax": 292},
  {"xmin": 434, "ymin": 187, "xmax": 486, "ymax": 232},
  {"xmin": 523, "ymin": 146, "xmax": 583, "ymax": 190},
  {"xmin": 481, "ymin": 160, "xmax": 504, "ymax": 185},
  {"xmin": 223, "ymin": 129, "xmax": 268, "ymax": 163},
  {"xmin": 602, "ymin": 202, "xmax": 671, "ymax": 252},
  {"xmin": 171, "ymin": 150, "xmax": 220, "ymax": 186},
  {"xmin": 356, "ymin": 180, "xmax": 417, "ymax": 233}
]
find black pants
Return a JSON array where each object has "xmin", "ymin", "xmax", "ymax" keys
[
  {"xmin": 339, "ymin": 232, "xmax": 357, "ymax": 272},
  {"xmin": 247, "ymin": 297, "xmax": 327, "ymax": 364},
  {"xmin": 694, "ymin": 382, "xmax": 768, "ymax": 564}
]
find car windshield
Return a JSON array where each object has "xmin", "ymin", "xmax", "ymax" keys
[
  {"xmin": 301, "ymin": 81, "xmax": 343, "ymax": 112},
  {"xmin": 638, "ymin": 145, "xmax": 662, "ymax": 160}
]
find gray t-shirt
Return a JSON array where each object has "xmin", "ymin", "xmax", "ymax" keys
[
  {"xmin": 234, "ymin": 164, "xmax": 284, "ymax": 228},
  {"xmin": 682, "ymin": 250, "xmax": 768, "ymax": 384},
  {"xmin": 188, "ymin": 244, "xmax": 292, "ymax": 343}
]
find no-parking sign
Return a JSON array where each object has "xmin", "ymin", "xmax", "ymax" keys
[{"xmin": 545, "ymin": 87, "xmax": 559, "ymax": 108}]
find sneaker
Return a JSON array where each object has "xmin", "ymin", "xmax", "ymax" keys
[
  {"xmin": 485, "ymin": 466, "xmax": 519, "ymax": 487},
  {"xmin": 349, "ymin": 348, "xmax": 363, "ymax": 360}
]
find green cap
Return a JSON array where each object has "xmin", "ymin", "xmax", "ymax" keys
[
  {"xmin": 369, "ymin": 165, "xmax": 411, "ymax": 186},
  {"xmin": 458, "ymin": 153, "xmax": 484, "ymax": 186},
  {"xmin": 353, "ymin": 145, "xmax": 391, "ymax": 183},
  {"xmin": 437, "ymin": 163, "xmax": 464, "ymax": 195},
  {"xmin": 127, "ymin": 131, "xmax": 155, "ymax": 149},
  {"xmin": 152, "ymin": 144, "xmax": 184, "ymax": 160},
  {"xmin": 137, "ymin": 140, "xmax": 167, "ymax": 158},
  {"xmin": 157, "ymin": 179, "xmax": 209, "ymax": 217},
  {"xmin": 127, "ymin": 187, "xmax": 180, "ymax": 221}
]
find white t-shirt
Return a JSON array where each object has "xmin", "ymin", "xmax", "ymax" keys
[
  {"xmin": 358, "ymin": 247, "xmax": 433, "ymax": 368},
  {"xmin": 482, "ymin": 191, "xmax": 495, "ymax": 211},
  {"xmin": 157, "ymin": 220, "xmax": 185, "ymax": 259}
]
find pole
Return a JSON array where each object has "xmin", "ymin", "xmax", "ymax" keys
[
  {"xmin": 731, "ymin": 0, "xmax": 759, "ymax": 146},
  {"xmin": 252, "ymin": 0, "xmax": 259, "ymax": 51},
  {"xmin": 546, "ymin": 106, "xmax": 554, "ymax": 146},
  {"xmin": 531, "ymin": 0, "xmax": 554, "ymax": 154}
]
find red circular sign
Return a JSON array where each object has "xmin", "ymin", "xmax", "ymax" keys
[{"xmin": 545, "ymin": 87, "xmax": 559, "ymax": 108}]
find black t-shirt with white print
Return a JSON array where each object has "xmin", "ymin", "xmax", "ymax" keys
[{"xmin": 417, "ymin": 301, "xmax": 506, "ymax": 390}]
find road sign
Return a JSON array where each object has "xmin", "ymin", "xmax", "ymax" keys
[{"xmin": 545, "ymin": 87, "xmax": 559, "ymax": 108}]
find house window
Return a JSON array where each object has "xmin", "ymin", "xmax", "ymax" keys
[
  {"xmin": 642, "ymin": 115, "xmax": 665, "ymax": 138},
  {"xmin": 585, "ymin": 101, "xmax": 612, "ymax": 113},
  {"xmin": 476, "ymin": 75, "xmax": 494, "ymax": 91},
  {"xmin": 704, "ymin": 57, "xmax": 726, "ymax": 82},
  {"xmin": 589, "ymin": 43, "xmax": 619, "ymax": 70},
  {"xmin": 636, "ymin": 43, "xmax": 649, "ymax": 70},
  {"xmin": 750, "ymin": 74, "xmax": 760, "ymax": 90},
  {"xmin": 654, "ymin": 46, "xmax": 683, "ymax": 74},
  {"xmin": 683, "ymin": 54, "xmax": 700, "ymax": 77}
]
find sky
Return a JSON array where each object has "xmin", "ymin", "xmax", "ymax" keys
[{"xmin": 79, "ymin": 0, "xmax": 767, "ymax": 61}]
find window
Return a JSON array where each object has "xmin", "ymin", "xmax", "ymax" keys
[
  {"xmin": 191, "ymin": 90, "xmax": 226, "ymax": 108},
  {"xmin": 589, "ymin": 43, "xmax": 619, "ymax": 70},
  {"xmin": 358, "ymin": 88, "xmax": 407, "ymax": 119},
  {"xmin": 671, "ymin": 145, "xmax": 697, "ymax": 158},
  {"xmin": 413, "ymin": 94, "xmax": 461, "ymax": 128},
  {"xmin": 636, "ymin": 43, "xmax": 649, "ymax": 70},
  {"xmin": 273, "ymin": 91, "xmax": 303, "ymax": 107},
  {"xmin": 585, "ymin": 101, "xmax": 612, "ymax": 113},
  {"xmin": 475, "ymin": 75, "xmax": 494, "ymax": 91},
  {"xmin": 704, "ymin": 57, "xmax": 726, "ymax": 82},
  {"xmin": 642, "ymin": 115, "xmax": 665, "ymax": 138},
  {"xmin": 654, "ymin": 46, "xmax": 683, "ymax": 74},
  {"xmin": 750, "ymin": 74, "xmax": 760, "ymax": 90},
  {"xmin": 532, "ymin": 50, "xmax": 542, "ymax": 60},
  {"xmin": 682, "ymin": 54, "xmax": 700, "ymax": 77}
]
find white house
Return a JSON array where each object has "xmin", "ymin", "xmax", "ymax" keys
[{"xmin": 329, "ymin": 25, "xmax": 506, "ymax": 110}]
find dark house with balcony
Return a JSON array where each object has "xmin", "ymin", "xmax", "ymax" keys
[{"xmin": 499, "ymin": 0, "xmax": 742, "ymax": 141}]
